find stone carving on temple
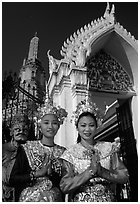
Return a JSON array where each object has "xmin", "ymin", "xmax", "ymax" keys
[
  {"xmin": 47, "ymin": 50, "xmax": 60, "ymax": 75},
  {"xmin": 86, "ymin": 50, "xmax": 135, "ymax": 93}
]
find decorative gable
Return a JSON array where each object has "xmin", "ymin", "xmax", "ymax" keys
[
  {"xmin": 59, "ymin": 3, "xmax": 137, "ymax": 68},
  {"xmin": 87, "ymin": 50, "xmax": 135, "ymax": 93}
]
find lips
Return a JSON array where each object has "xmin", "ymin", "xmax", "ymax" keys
[
  {"xmin": 84, "ymin": 133, "xmax": 91, "ymax": 137},
  {"xmin": 47, "ymin": 130, "xmax": 54, "ymax": 134},
  {"xmin": 15, "ymin": 133, "xmax": 26, "ymax": 138}
]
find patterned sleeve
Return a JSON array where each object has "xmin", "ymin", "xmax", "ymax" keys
[
  {"xmin": 60, "ymin": 149, "xmax": 74, "ymax": 165},
  {"xmin": 95, "ymin": 141, "xmax": 121, "ymax": 170}
]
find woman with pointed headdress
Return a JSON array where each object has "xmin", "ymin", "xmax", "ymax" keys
[
  {"xmin": 60, "ymin": 98, "xmax": 129, "ymax": 202},
  {"xmin": 9, "ymin": 98, "xmax": 68, "ymax": 202}
]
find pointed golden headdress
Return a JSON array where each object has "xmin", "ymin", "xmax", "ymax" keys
[
  {"xmin": 71, "ymin": 80, "xmax": 106, "ymax": 127},
  {"xmin": 35, "ymin": 88, "xmax": 68, "ymax": 125},
  {"xmin": 37, "ymin": 98, "xmax": 68, "ymax": 125},
  {"xmin": 71, "ymin": 98, "xmax": 105, "ymax": 127}
]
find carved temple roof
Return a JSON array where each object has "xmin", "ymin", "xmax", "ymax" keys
[{"xmin": 60, "ymin": 3, "xmax": 137, "ymax": 66}]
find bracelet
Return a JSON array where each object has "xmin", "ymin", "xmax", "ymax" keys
[
  {"xmin": 30, "ymin": 171, "xmax": 35, "ymax": 181},
  {"xmin": 89, "ymin": 169, "xmax": 95, "ymax": 177}
]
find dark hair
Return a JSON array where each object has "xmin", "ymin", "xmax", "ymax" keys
[{"xmin": 76, "ymin": 112, "xmax": 97, "ymax": 143}]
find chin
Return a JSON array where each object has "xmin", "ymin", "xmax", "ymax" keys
[
  {"xmin": 16, "ymin": 136, "xmax": 27, "ymax": 142},
  {"xmin": 46, "ymin": 135, "xmax": 55, "ymax": 138},
  {"xmin": 83, "ymin": 136, "xmax": 93, "ymax": 140}
]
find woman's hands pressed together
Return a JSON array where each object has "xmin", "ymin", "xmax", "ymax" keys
[
  {"xmin": 34, "ymin": 153, "xmax": 52, "ymax": 178},
  {"xmin": 89, "ymin": 152, "xmax": 100, "ymax": 176}
]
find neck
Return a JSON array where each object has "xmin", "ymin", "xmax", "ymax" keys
[
  {"xmin": 41, "ymin": 136, "xmax": 55, "ymax": 147},
  {"xmin": 80, "ymin": 139, "xmax": 96, "ymax": 150},
  {"xmin": 11, "ymin": 139, "xmax": 19, "ymax": 147}
]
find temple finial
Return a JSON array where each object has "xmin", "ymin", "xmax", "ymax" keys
[
  {"xmin": 35, "ymin": 32, "xmax": 38, "ymax": 37},
  {"xmin": 111, "ymin": 4, "xmax": 115, "ymax": 15},
  {"xmin": 110, "ymin": 4, "xmax": 116, "ymax": 23},
  {"xmin": 104, "ymin": 2, "xmax": 110, "ymax": 18},
  {"xmin": 28, "ymin": 33, "xmax": 39, "ymax": 60}
]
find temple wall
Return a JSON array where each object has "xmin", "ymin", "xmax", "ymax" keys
[
  {"xmin": 131, "ymin": 96, "xmax": 138, "ymax": 140},
  {"xmin": 47, "ymin": 13, "xmax": 138, "ymax": 147},
  {"xmin": 53, "ymin": 78, "xmax": 75, "ymax": 148}
]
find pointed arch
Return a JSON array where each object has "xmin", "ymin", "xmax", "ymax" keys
[{"xmin": 86, "ymin": 50, "xmax": 135, "ymax": 93}]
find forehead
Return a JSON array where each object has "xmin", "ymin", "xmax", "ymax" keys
[
  {"xmin": 12, "ymin": 122, "xmax": 27, "ymax": 128},
  {"xmin": 41, "ymin": 114, "xmax": 58, "ymax": 121},
  {"xmin": 79, "ymin": 115, "xmax": 96, "ymax": 123}
]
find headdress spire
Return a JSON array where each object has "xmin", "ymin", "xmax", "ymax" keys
[
  {"xmin": 71, "ymin": 77, "xmax": 106, "ymax": 127},
  {"xmin": 35, "ymin": 86, "xmax": 68, "ymax": 125}
]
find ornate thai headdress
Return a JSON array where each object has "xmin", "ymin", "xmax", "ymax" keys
[
  {"xmin": 71, "ymin": 80, "xmax": 106, "ymax": 127},
  {"xmin": 35, "ymin": 89, "xmax": 68, "ymax": 125},
  {"xmin": 71, "ymin": 98, "xmax": 106, "ymax": 127}
]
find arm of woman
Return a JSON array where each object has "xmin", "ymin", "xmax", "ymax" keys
[
  {"xmin": 60, "ymin": 159, "xmax": 93, "ymax": 194},
  {"xmin": 97, "ymin": 152, "xmax": 129, "ymax": 184}
]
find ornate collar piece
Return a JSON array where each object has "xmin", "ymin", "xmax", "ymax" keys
[{"xmin": 80, "ymin": 141, "xmax": 96, "ymax": 153}]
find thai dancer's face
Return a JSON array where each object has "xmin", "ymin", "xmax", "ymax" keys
[
  {"xmin": 12, "ymin": 122, "xmax": 28, "ymax": 142},
  {"xmin": 77, "ymin": 115, "xmax": 97, "ymax": 143},
  {"xmin": 40, "ymin": 114, "xmax": 60, "ymax": 138}
]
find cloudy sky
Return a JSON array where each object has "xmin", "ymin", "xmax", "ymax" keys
[{"xmin": 2, "ymin": 2, "xmax": 138, "ymax": 80}]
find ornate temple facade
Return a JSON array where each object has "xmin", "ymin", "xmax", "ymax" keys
[
  {"xmin": 47, "ymin": 3, "xmax": 137, "ymax": 147},
  {"xmin": 46, "ymin": 4, "xmax": 138, "ymax": 200},
  {"xmin": 2, "ymin": 3, "xmax": 137, "ymax": 201}
]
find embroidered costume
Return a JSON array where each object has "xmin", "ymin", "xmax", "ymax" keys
[
  {"xmin": 2, "ymin": 142, "xmax": 18, "ymax": 201},
  {"xmin": 60, "ymin": 141, "xmax": 121, "ymax": 202},
  {"xmin": 9, "ymin": 140, "xmax": 66, "ymax": 202}
]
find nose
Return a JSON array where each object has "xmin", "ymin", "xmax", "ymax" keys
[
  {"xmin": 85, "ymin": 125, "xmax": 90, "ymax": 131},
  {"xmin": 19, "ymin": 126, "xmax": 27, "ymax": 133},
  {"xmin": 48, "ymin": 122, "xmax": 53, "ymax": 128},
  {"xmin": 18, "ymin": 127, "xmax": 23, "ymax": 132}
]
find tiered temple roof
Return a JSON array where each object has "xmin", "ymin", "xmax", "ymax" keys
[{"xmin": 59, "ymin": 3, "xmax": 137, "ymax": 67}]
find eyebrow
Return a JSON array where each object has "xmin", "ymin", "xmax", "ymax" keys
[
  {"xmin": 79, "ymin": 122, "xmax": 95, "ymax": 124},
  {"xmin": 43, "ymin": 120, "xmax": 58, "ymax": 122}
]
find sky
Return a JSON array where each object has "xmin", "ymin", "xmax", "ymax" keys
[{"xmin": 2, "ymin": 1, "xmax": 138, "ymax": 81}]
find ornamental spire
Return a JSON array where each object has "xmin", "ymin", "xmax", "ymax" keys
[
  {"xmin": 28, "ymin": 32, "xmax": 39, "ymax": 61},
  {"xmin": 103, "ymin": 2, "xmax": 115, "ymax": 23},
  {"xmin": 104, "ymin": 2, "xmax": 110, "ymax": 18},
  {"xmin": 34, "ymin": 31, "xmax": 37, "ymax": 37}
]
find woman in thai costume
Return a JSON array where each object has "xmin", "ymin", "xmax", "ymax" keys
[
  {"xmin": 9, "ymin": 98, "xmax": 68, "ymax": 202},
  {"xmin": 2, "ymin": 113, "xmax": 30, "ymax": 202},
  {"xmin": 60, "ymin": 99, "xmax": 129, "ymax": 202}
]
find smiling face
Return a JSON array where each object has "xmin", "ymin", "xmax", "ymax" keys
[
  {"xmin": 77, "ymin": 115, "xmax": 97, "ymax": 144},
  {"xmin": 40, "ymin": 114, "xmax": 60, "ymax": 139}
]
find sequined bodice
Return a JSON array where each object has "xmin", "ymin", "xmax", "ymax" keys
[
  {"xmin": 61, "ymin": 141, "xmax": 120, "ymax": 174},
  {"xmin": 22, "ymin": 140, "xmax": 65, "ymax": 172},
  {"xmin": 61, "ymin": 141, "xmax": 119, "ymax": 202}
]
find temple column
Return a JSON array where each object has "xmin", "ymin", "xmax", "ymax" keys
[{"xmin": 131, "ymin": 96, "xmax": 138, "ymax": 140}]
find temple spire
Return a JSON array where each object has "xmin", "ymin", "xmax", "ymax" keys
[
  {"xmin": 104, "ymin": 2, "xmax": 110, "ymax": 18},
  {"xmin": 103, "ymin": 2, "xmax": 115, "ymax": 23},
  {"xmin": 35, "ymin": 31, "xmax": 37, "ymax": 37},
  {"xmin": 28, "ymin": 32, "xmax": 39, "ymax": 61}
]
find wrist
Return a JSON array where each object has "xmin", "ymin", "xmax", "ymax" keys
[
  {"xmin": 89, "ymin": 168, "xmax": 96, "ymax": 177},
  {"xmin": 30, "ymin": 171, "xmax": 36, "ymax": 181},
  {"xmin": 34, "ymin": 170, "xmax": 41, "ymax": 178}
]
